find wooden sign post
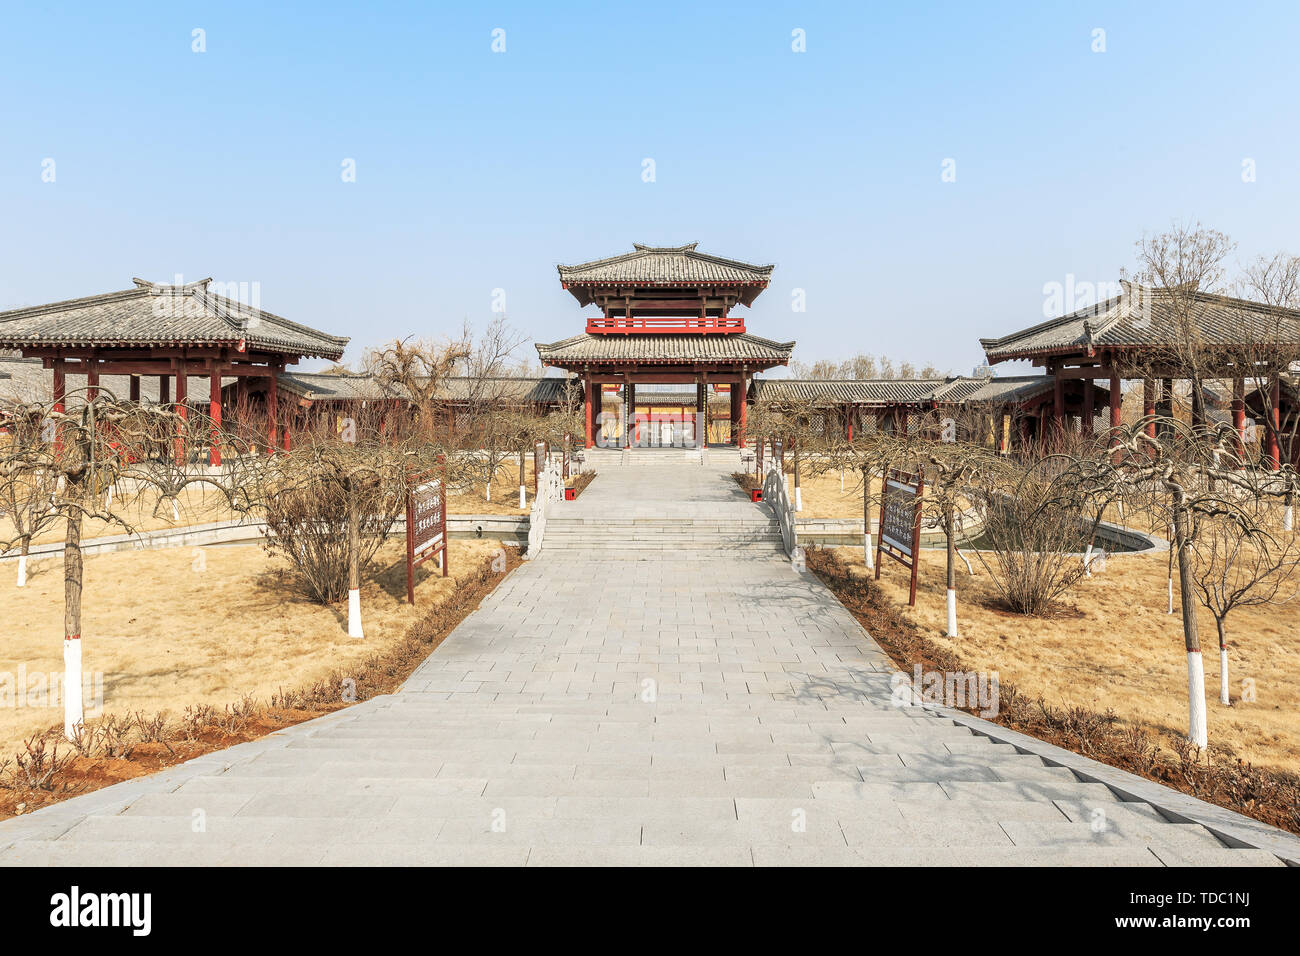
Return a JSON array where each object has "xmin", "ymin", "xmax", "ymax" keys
[
  {"xmin": 406, "ymin": 471, "xmax": 448, "ymax": 604},
  {"xmin": 875, "ymin": 467, "xmax": 924, "ymax": 606}
]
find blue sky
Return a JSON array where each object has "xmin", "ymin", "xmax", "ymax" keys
[{"xmin": 2, "ymin": 1, "xmax": 1299, "ymax": 376}]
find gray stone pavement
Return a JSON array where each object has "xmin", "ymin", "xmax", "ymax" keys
[{"xmin": 0, "ymin": 454, "xmax": 1286, "ymax": 865}]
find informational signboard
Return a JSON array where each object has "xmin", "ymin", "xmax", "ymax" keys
[
  {"xmin": 533, "ymin": 439, "xmax": 547, "ymax": 494},
  {"xmin": 875, "ymin": 467, "xmax": 923, "ymax": 606},
  {"xmin": 405, "ymin": 473, "xmax": 448, "ymax": 604}
]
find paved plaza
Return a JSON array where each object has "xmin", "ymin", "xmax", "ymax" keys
[{"xmin": 0, "ymin": 455, "xmax": 1286, "ymax": 865}]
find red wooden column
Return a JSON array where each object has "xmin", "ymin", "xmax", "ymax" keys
[
  {"xmin": 1143, "ymin": 378, "xmax": 1157, "ymax": 458},
  {"xmin": 174, "ymin": 362, "xmax": 188, "ymax": 464},
  {"xmin": 583, "ymin": 375, "xmax": 595, "ymax": 449},
  {"xmin": 1081, "ymin": 379, "xmax": 1095, "ymax": 436},
  {"xmin": 1052, "ymin": 372, "xmax": 1064, "ymax": 444},
  {"xmin": 85, "ymin": 360, "xmax": 100, "ymax": 402},
  {"xmin": 729, "ymin": 383, "xmax": 740, "ymax": 445},
  {"xmin": 129, "ymin": 375, "xmax": 141, "ymax": 403},
  {"xmin": 52, "ymin": 357, "xmax": 66, "ymax": 454},
  {"xmin": 208, "ymin": 362, "xmax": 223, "ymax": 467},
  {"xmin": 266, "ymin": 368, "xmax": 279, "ymax": 455},
  {"xmin": 626, "ymin": 381, "xmax": 636, "ymax": 448},
  {"xmin": 1231, "ymin": 376, "xmax": 1246, "ymax": 460},
  {"xmin": 159, "ymin": 375, "xmax": 170, "ymax": 404},
  {"xmin": 695, "ymin": 378, "xmax": 706, "ymax": 449},
  {"xmin": 1267, "ymin": 371, "xmax": 1281, "ymax": 469},
  {"xmin": 1109, "ymin": 366, "xmax": 1123, "ymax": 461}
]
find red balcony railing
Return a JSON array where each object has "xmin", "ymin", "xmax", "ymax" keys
[{"xmin": 586, "ymin": 315, "xmax": 744, "ymax": 334}]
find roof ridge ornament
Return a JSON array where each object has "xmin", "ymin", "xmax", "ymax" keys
[{"xmin": 632, "ymin": 242, "xmax": 698, "ymax": 253}]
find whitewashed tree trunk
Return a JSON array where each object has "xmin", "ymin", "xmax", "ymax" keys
[
  {"xmin": 1174, "ymin": 502, "xmax": 1207, "ymax": 749},
  {"xmin": 171, "ymin": 499, "xmax": 180, "ymax": 521},
  {"xmin": 1187, "ymin": 650, "xmax": 1208, "ymax": 748},
  {"xmin": 1217, "ymin": 619, "xmax": 1230, "ymax": 705},
  {"xmin": 1167, "ymin": 575, "xmax": 1174, "ymax": 614},
  {"xmin": 946, "ymin": 588, "xmax": 958, "ymax": 638},
  {"xmin": 863, "ymin": 532, "xmax": 874, "ymax": 571},
  {"xmin": 794, "ymin": 486, "xmax": 802, "ymax": 512},
  {"xmin": 63, "ymin": 515, "xmax": 84, "ymax": 741},
  {"xmin": 16, "ymin": 538, "xmax": 29, "ymax": 587},
  {"xmin": 347, "ymin": 588, "xmax": 364, "ymax": 639},
  {"xmin": 1083, "ymin": 542, "xmax": 1094, "ymax": 578},
  {"xmin": 64, "ymin": 637, "xmax": 82, "ymax": 740},
  {"xmin": 1285, "ymin": 503, "xmax": 1294, "ymax": 532},
  {"xmin": 519, "ymin": 485, "xmax": 526, "ymax": 509},
  {"xmin": 346, "ymin": 490, "xmax": 363, "ymax": 639}
]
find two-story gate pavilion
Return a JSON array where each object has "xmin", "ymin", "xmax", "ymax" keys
[{"xmin": 536, "ymin": 243, "xmax": 794, "ymax": 449}]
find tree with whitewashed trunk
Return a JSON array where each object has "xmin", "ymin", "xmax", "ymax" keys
[
  {"xmin": 922, "ymin": 435, "xmax": 1008, "ymax": 639},
  {"xmin": 1189, "ymin": 507, "xmax": 1300, "ymax": 706},
  {"xmin": 1075, "ymin": 417, "xmax": 1297, "ymax": 749},
  {"xmin": 0, "ymin": 392, "xmax": 253, "ymax": 739}
]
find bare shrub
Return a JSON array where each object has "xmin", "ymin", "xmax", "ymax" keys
[
  {"xmin": 15, "ymin": 733, "xmax": 73, "ymax": 790},
  {"xmin": 257, "ymin": 410, "xmax": 410, "ymax": 604},
  {"xmin": 972, "ymin": 460, "xmax": 1100, "ymax": 615}
]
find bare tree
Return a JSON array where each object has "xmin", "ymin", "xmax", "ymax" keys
[
  {"xmin": 921, "ymin": 415, "xmax": 1009, "ymax": 638},
  {"xmin": 1190, "ymin": 506, "xmax": 1300, "ymax": 705},
  {"xmin": 1127, "ymin": 221, "xmax": 1236, "ymax": 435},
  {"xmin": 1077, "ymin": 417, "xmax": 1296, "ymax": 748},
  {"xmin": 0, "ymin": 390, "xmax": 255, "ymax": 739}
]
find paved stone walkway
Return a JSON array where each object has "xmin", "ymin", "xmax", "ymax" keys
[{"xmin": 0, "ymin": 455, "xmax": 1284, "ymax": 865}]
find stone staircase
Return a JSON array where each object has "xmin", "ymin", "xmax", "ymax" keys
[{"xmin": 542, "ymin": 515, "xmax": 785, "ymax": 555}]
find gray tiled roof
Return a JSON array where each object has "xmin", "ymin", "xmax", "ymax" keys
[
  {"xmin": 536, "ymin": 332, "xmax": 794, "ymax": 367},
  {"xmin": 0, "ymin": 278, "xmax": 348, "ymax": 360},
  {"xmin": 558, "ymin": 244, "xmax": 774, "ymax": 287},
  {"xmin": 273, "ymin": 373, "xmax": 575, "ymax": 405},
  {"xmin": 753, "ymin": 378, "xmax": 947, "ymax": 404},
  {"xmin": 752, "ymin": 375, "xmax": 1050, "ymax": 406},
  {"xmin": 953, "ymin": 375, "xmax": 1055, "ymax": 404},
  {"xmin": 980, "ymin": 282, "xmax": 1300, "ymax": 363}
]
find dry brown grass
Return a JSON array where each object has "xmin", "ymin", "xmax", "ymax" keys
[
  {"xmin": 0, "ymin": 537, "xmax": 507, "ymax": 758},
  {"xmin": 0, "ymin": 484, "xmax": 238, "ymax": 546},
  {"xmin": 762, "ymin": 467, "xmax": 880, "ymax": 520},
  {"xmin": 836, "ymin": 545, "xmax": 1300, "ymax": 775}
]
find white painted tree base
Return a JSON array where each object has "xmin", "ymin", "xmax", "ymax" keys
[
  {"xmin": 519, "ymin": 486, "xmax": 526, "ymax": 509},
  {"xmin": 946, "ymin": 588, "xmax": 958, "ymax": 638},
  {"xmin": 1187, "ymin": 650, "xmax": 1208, "ymax": 749},
  {"xmin": 794, "ymin": 487, "xmax": 802, "ymax": 512},
  {"xmin": 347, "ymin": 588, "xmax": 364, "ymax": 639},
  {"xmin": 64, "ymin": 637, "xmax": 83, "ymax": 741},
  {"xmin": 863, "ymin": 533, "xmax": 874, "ymax": 571},
  {"xmin": 16, "ymin": 555, "xmax": 26, "ymax": 588},
  {"xmin": 1285, "ymin": 505, "xmax": 1294, "ymax": 532}
]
